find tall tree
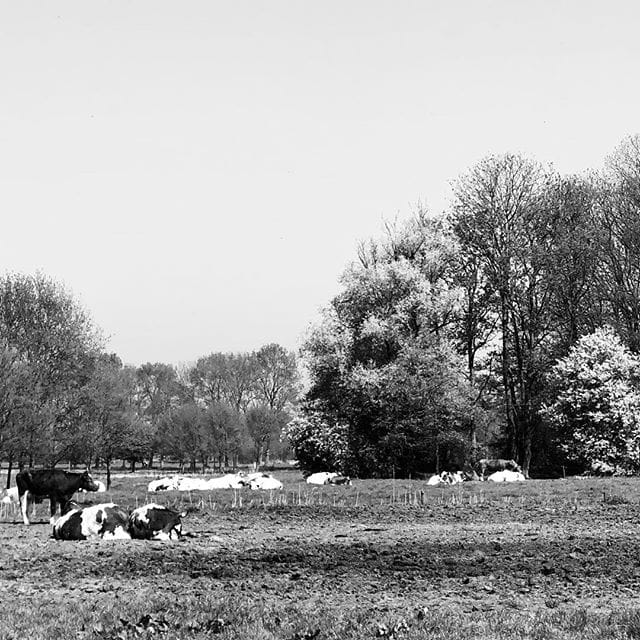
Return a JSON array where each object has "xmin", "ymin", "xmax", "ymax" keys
[
  {"xmin": 597, "ymin": 135, "xmax": 640, "ymax": 352},
  {"xmin": 84, "ymin": 354, "xmax": 140, "ymax": 488},
  {"xmin": 451, "ymin": 154, "xmax": 558, "ymax": 476},
  {"xmin": 302, "ymin": 213, "xmax": 479, "ymax": 477},
  {"xmin": 0, "ymin": 273, "xmax": 102, "ymax": 466},
  {"xmin": 190, "ymin": 353, "xmax": 228, "ymax": 406},
  {"xmin": 245, "ymin": 405, "xmax": 284, "ymax": 466},
  {"xmin": 253, "ymin": 344, "xmax": 298, "ymax": 411},
  {"xmin": 135, "ymin": 362, "xmax": 182, "ymax": 468}
]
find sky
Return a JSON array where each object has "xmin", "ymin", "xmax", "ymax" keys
[{"xmin": 1, "ymin": 1, "xmax": 639, "ymax": 366}]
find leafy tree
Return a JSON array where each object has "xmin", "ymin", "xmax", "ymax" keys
[
  {"xmin": 160, "ymin": 403, "xmax": 208, "ymax": 472},
  {"xmin": 0, "ymin": 343, "xmax": 32, "ymax": 486},
  {"xmin": 253, "ymin": 344, "xmax": 298, "ymax": 411},
  {"xmin": 202, "ymin": 402, "xmax": 242, "ymax": 470},
  {"xmin": 223, "ymin": 353, "xmax": 257, "ymax": 412},
  {"xmin": 544, "ymin": 327, "xmax": 640, "ymax": 473},
  {"xmin": 302, "ymin": 213, "xmax": 481, "ymax": 477},
  {"xmin": 245, "ymin": 405, "xmax": 286, "ymax": 466},
  {"xmin": 81, "ymin": 354, "xmax": 142, "ymax": 488},
  {"xmin": 135, "ymin": 362, "xmax": 183, "ymax": 467},
  {"xmin": 190, "ymin": 353, "xmax": 228, "ymax": 405},
  {"xmin": 596, "ymin": 135, "xmax": 640, "ymax": 352},
  {"xmin": 451, "ymin": 154, "xmax": 561, "ymax": 475},
  {"xmin": 0, "ymin": 273, "xmax": 102, "ymax": 466},
  {"xmin": 282, "ymin": 411, "xmax": 352, "ymax": 475}
]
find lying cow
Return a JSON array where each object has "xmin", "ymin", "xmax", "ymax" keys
[
  {"xmin": 16, "ymin": 469, "xmax": 100, "ymax": 525},
  {"xmin": 426, "ymin": 471, "xmax": 464, "ymax": 486},
  {"xmin": 53, "ymin": 503, "xmax": 131, "ymax": 540},
  {"xmin": 306, "ymin": 472, "xmax": 338, "ymax": 485},
  {"xmin": 328, "ymin": 475, "xmax": 351, "ymax": 486},
  {"xmin": 476, "ymin": 459, "xmax": 522, "ymax": 480},
  {"xmin": 249, "ymin": 474, "xmax": 283, "ymax": 490},
  {"xmin": 487, "ymin": 470, "xmax": 526, "ymax": 483},
  {"xmin": 128, "ymin": 504, "xmax": 185, "ymax": 540}
]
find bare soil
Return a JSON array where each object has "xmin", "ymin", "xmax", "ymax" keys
[{"xmin": 1, "ymin": 474, "xmax": 640, "ymax": 638}]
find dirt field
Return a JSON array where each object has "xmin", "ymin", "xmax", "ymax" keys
[{"xmin": 2, "ymin": 472, "xmax": 640, "ymax": 639}]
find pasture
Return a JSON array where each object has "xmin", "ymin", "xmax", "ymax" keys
[{"xmin": 2, "ymin": 471, "xmax": 640, "ymax": 639}]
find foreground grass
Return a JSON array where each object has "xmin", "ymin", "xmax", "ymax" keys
[{"xmin": 4, "ymin": 593, "xmax": 640, "ymax": 640}]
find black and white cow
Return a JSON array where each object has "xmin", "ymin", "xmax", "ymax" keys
[
  {"xmin": 15, "ymin": 469, "xmax": 100, "ymax": 525},
  {"xmin": 53, "ymin": 503, "xmax": 131, "ymax": 540},
  {"xmin": 128, "ymin": 504, "xmax": 185, "ymax": 541}
]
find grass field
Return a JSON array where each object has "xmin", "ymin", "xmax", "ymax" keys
[{"xmin": 3, "ymin": 470, "xmax": 640, "ymax": 639}]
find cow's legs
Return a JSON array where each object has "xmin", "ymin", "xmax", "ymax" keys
[
  {"xmin": 20, "ymin": 491, "xmax": 30, "ymax": 525},
  {"xmin": 49, "ymin": 496, "xmax": 58, "ymax": 524}
]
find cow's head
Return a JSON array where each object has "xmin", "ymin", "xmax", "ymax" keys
[{"xmin": 79, "ymin": 470, "xmax": 100, "ymax": 493}]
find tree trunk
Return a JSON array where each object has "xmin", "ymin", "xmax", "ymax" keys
[{"xmin": 106, "ymin": 458, "xmax": 112, "ymax": 490}]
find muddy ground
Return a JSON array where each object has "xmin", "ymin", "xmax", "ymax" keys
[{"xmin": 2, "ymin": 475, "xmax": 640, "ymax": 637}]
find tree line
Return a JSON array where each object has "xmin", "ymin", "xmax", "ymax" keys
[
  {"xmin": 290, "ymin": 134, "xmax": 640, "ymax": 478},
  {"xmin": 0, "ymin": 272, "xmax": 298, "ymax": 488},
  {"xmin": 3, "ymin": 135, "xmax": 640, "ymax": 482}
]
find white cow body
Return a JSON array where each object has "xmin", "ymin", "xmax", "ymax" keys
[
  {"xmin": 1, "ymin": 486, "xmax": 19, "ymax": 504},
  {"xmin": 249, "ymin": 475, "xmax": 283, "ymax": 490},
  {"xmin": 487, "ymin": 470, "xmax": 526, "ymax": 482},
  {"xmin": 148, "ymin": 473, "xmax": 250, "ymax": 492},
  {"xmin": 147, "ymin": 477, "xmax": 180, "ymax": 492},
  {"xmin": 427, "ymin": 471, "xmax": 465, "ymax": 486},
  {"xmin": 306, "ymin": 472, "xmax": 338, "ymax": 485},
  {"xmin": 176, "ymin": 477, "xmax": 212, "ymax": 491},
  {"xmin": 205, "ymin": 474, "xmax": 247, "ymax": 489},
  {"xmin": 53, "ymin": 503, "xmax": 131, "ymax": 540}
]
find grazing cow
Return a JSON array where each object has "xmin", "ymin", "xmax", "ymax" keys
[
  {"xmin": 53, "ymin": 503, "xmax": 131, "ymax": 540},
  {"xmin": 16, "ymin": 469, "xmax": 100, "ymax": 525},
  {"xmin": 487, "ymin": 470, "xmax": 526, "ymax": 483},
  {"xmin": 128, "ymin": 504, "xmax": 184, "ymax": 540},
  {"xmin": 476, "ymin": 459, "xmax": 522, "ymax": 479},
  {"xmin": 306, "ymin": 472, "xmax": 338, "ymax": 485}
]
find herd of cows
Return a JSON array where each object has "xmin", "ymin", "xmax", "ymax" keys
[
  {"xmin": 0, "ymin": 458, "xmax": 524, "ymax": 542},
  {"xmin": 0, "ymin": 469, "xmax": 185, "ymax": 541}
]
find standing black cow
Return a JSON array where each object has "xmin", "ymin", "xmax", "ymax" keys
[{"xmin": 15, "ymin": 469, "xmax": 100, "ymax": 525}]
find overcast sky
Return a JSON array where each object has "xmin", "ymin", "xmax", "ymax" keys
[{"xmin": 1, "ymin": 1, "xmax": 639, "ymax": 366}]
